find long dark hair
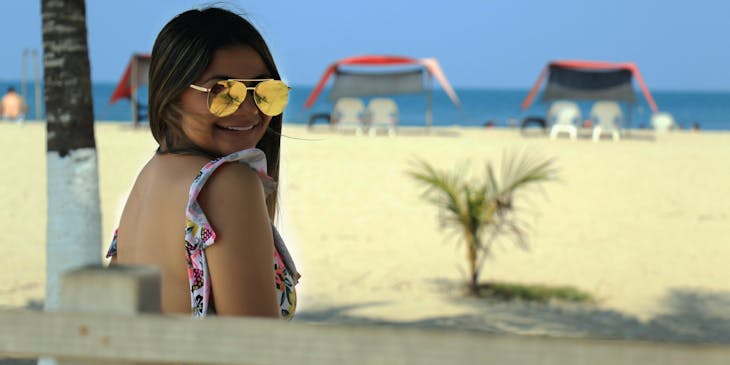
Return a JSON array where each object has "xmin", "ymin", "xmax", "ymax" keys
[{"xmin": 148, "ymin": 7, "xmax": 282, "ymax": 219}]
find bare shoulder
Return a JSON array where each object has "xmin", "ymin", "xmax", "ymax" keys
[
  {"xmin": 198, "ymin": 161, "xmax": 265, "ymax": 214},
  {"xmin": 149, "ymin": 153, "xmax": 212, "ymax": 177}
]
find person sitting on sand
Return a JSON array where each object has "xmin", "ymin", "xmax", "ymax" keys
[
  {"xmin": 106, "ymin": 7, "xmax": 300, "ymax": 319},
  {"xmin": 1, "ymin": 86, "xmax": 28, "ymax": 123}
]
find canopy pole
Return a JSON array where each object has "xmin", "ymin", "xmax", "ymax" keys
[
  {"xmin": 131, "ymin": 55, "xmax": 139, "ymax": 128},
  {"xmin": 425, "ymin": 73, "xmax": 433, "ymax": 129},
  {"xmin": 21, "ymin": 50, "xmax": 28, "ymax": 104},
  {"xmin": 627, "ymin": 103, "xmax": 633, "ymax": 136},
  {"xmin": 33, "ymin": 49, "xmax": 41, "ymax": 121}
]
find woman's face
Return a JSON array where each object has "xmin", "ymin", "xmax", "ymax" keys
[{"xmin": 178, "ymin": 45, "xmax": 273, "ymax": 156}]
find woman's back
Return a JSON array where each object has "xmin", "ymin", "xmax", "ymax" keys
[
  {"xmin": 111, "ymin": 151, "xmax": 297, "ymax": 318},
  {"xmin": 115, "ymin": 153, "xmax": 209, "ymax": 314}
]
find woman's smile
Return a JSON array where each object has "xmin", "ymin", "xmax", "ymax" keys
[{"xmin": 216, "ymin": 121, "xmax": 261, "ymax": 132}]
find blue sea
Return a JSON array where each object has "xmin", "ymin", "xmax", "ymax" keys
[{"xmin": 3, "ymin": 81, "xmax": 729, "ymax": 130}]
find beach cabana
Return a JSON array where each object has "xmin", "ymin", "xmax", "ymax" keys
[
  {"xmin": 304, "ymin": 55, "xmax": 462, "ymax": 127},
  {"xmin": 520, "ymin": 60, "xmax": 659, "ymax": 129},
  {"xmin": 109, "ymin": 53, "xmax": 150, "ymax": 127}
]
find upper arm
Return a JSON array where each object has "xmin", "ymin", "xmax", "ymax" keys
[{"xmin": 198, "ymin": 163, "xmax": 278, "ymax": 318}]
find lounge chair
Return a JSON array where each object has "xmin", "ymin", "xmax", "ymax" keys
[
  {"xmin": 548, "ymin": 100, "xmax": 581, "ymax": 141},
  {"xmin": 331, "ymin": 97, "xmax": 366, "ymax": 135},
  {"xmin": 589, "ymin": 101, "xmax": 623, "ymax": 142},
  {"xmin": 365, "ymin": 97, "xmax": 398, "ymax": 137}
]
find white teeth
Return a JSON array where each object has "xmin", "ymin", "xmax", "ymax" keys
[{"xmin": 222, "ymin": 124, "xmax": 256, "ymax": 131}]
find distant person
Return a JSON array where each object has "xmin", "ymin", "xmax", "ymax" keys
[
  {"xmin": 1, "ymin": 87, "xmax": 28, "ymax": 123},
  {"xmin": 106, "ymin": 7, "xmax": 300, "ymax": 319},
  {"xmin": 692, "ymin": 122, "xmax": 701, "ymax": 131}
]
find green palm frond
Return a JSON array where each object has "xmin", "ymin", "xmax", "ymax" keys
[
  {"xmin": 408, "ymin": 152, "xmax": 556, "ymax": 295},
  {"xmin": 497, "ymin": 149, "xmax": 557, "ymax": 197},
  {"xmin": 408, "ymin": 159, "xmax": 467, "ymax": 228}
]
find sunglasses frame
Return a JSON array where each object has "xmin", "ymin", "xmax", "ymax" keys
[{"xmin": 189, "ymin": 78, "xmax": 290, "ymax": 117}]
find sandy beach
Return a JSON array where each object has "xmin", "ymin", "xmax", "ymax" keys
[{"xmin": 1, "ymin": 122, "xmax": 729, "ymax": 342}]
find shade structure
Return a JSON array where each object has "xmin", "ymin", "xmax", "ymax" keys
[
  {"xmin": 304, "ymin": 55, "xmax": 462, "ymax": 127},
  {"xmin": 109, "ymin": 53, "xmax": 151, "ymax": 126},
  {"xmin": 328, "ymin": 68, "xmax": 426, "ymax": 100},
  {"xmin": 521, "ymin": 60, "xmax": 658, "ymax": 113}
]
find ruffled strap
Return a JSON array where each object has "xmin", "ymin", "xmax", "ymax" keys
[
  {"xmin": 185, "ymin": 148, "xmax": 300, "ymax": 281},
  {"xmin": 272, "ymin": 225, "xmax": 300, "ymax": 285},
  {"xmin": 185, "ymin": 148, "xmax": 272, "ymax": 250}
]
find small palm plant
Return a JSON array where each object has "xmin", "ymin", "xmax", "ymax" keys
[{"xmin": 408, "ymin": 150, "xmax": 556, "ymax": 295}]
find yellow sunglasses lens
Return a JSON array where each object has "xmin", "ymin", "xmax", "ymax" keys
[
  {"xmin": 207, "ymin": 80, "xmax": 290, "ymax": 117},
  {"xmin": 253, "ymin": 80, "xmax": 289, "ymax": 116},
  {"xmin": 208, "ymin": 80, "xmax": 247, "ymax": 117}
]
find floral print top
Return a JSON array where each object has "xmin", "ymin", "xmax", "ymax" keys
[{"xmin": 106, "ymin": 148, "xmax": 300, "ymax": 319}]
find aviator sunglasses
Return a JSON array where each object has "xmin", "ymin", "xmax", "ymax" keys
[{"xmin": 189, "ymin": 79, "xmax": 290, "ymax": 117}]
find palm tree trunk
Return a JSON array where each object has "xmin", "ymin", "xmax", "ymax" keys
[
  {"xmin": 464, "ymin": 230, "xmax": 479, "ymax": 295},
  {"xmin": 41, "ymin": 0, "xmax": 100, "ymax": 312}
]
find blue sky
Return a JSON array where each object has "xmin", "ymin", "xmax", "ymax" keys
[{"xmin": 1, "ymin": 0, "xmax": 728, "ymax": 90}]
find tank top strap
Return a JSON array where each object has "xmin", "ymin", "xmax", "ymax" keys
[{"xmin": 185, "ymin": 148, "xmax": 273, "ymax": 250}]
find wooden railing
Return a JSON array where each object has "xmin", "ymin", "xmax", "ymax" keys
[{"xmin": 1, "ymin": 265, "xmax": 728, "ymax": 365}]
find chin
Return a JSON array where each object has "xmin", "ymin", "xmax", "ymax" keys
[{"xmin": 212, "ymin": 128, "xmax": 267, "ymax": 156}]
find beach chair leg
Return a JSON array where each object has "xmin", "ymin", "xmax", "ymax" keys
[
  {"xmin": 593, "ymin": 127, "xmax": 602, "ymax": 142},
  {"xmin": 570, "ymin": 127, "xmax": 577, "ymax": 141},
  {"xmin": 549, "ymin": 126, "xmax": 558, "ymax": 140},
  {"xmin": 612, "ymin": 130, "xmax": 620, "ymax": 141}
]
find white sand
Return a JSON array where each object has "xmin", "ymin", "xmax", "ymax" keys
[{"xmin": 2, "ymin": 122, "xmax": 729, "ymax": 341}]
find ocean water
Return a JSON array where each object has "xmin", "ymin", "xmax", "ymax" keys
[{"xmin": 2, "ymin": 80, "xmax": 729, "ymax": 131}]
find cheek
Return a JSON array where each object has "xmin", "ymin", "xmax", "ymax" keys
[
  {"xmin": 179, "ymin": 90, "xmax": 210, "ymax": 115},
  {"xmin": 180, "ymin": 112, "xmax": 216, "ymax": 141}
]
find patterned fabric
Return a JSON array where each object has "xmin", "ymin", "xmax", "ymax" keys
[{"xmin": 106, "ymin": 148, "xmax": 299, "ymax": 319}]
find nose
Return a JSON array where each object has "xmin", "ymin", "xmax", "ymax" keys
[{"xmin": 234, "ymin": 90, "xmax": 259, "ymax": 116}]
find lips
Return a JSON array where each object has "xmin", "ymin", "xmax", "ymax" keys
[{"xmin": 216, "ymin": 122, "xmax": 259, "ymax": 132}]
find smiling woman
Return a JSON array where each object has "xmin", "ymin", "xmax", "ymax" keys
[
  {"xmin": 176, "ymin": 46, "xmax": 279, "ymax": 157},
  {"xmin": 105, "ymin": 6, "xmax": 300, "ymax": 320}
]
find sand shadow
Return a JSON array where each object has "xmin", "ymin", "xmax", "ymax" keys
[
  {"xmin": 520, "ymin": 128, "xmax": 657, "ymax": 142},
  {"xmin": 646, "ymin": 288, "xmax": 730, "ymax": 343},
  {"xmin": 295, "ymin": 279, "xmax": 730, "ymax": 344},
  {"xmin": 24, "ymin": 299, "xmax": 43, "ymax": 311},
  {"xmin": 427, "ymin": 280, "xmax": 730, "ymax": 343},
  {"xmin": 293, "ymin": 301, "xmax": 394, "ymax": 325}
]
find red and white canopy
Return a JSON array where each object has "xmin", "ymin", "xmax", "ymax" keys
[
  {"xmin": 521, "ymin": 60, "xmax": 658, "ymax": 113},
  {"xmin": 303, "ymin": 55, "xmax": 461, "ymax": 108}
]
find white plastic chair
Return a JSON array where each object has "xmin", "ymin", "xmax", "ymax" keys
[
  {"xmin": 365, "ymin": 98, "xmax": 398, "ymax": 137},
  {"xmin": 331, "ymin": 97, "xmax": 366, "ymax": 135},
  {"xmin": 589, "ymin": 101, "xmax": 623, "ymax": 142},
  {"xmin": 651, "ymin": 112, "xmax": 676, "ymax": 132},
  {"xmin": 548, "ymin": 100, "xmax": 581, "ymax": 141}
]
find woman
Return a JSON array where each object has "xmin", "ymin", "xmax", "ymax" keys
[{"xmin": 106, "ymin": 7, "xmax": 299, "ymax": 319}]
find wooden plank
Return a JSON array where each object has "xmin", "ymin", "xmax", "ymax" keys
[
  {"xmin": 59, "ymin": 265, "xmax": 160, "ymax": 315},
  {"xmin": 52, "ymin": 265, "xmax": 162, "ymax": 365},
  {"xmin": 1, "ymin": 310, "xmax": 729, "ymax": 365}
]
